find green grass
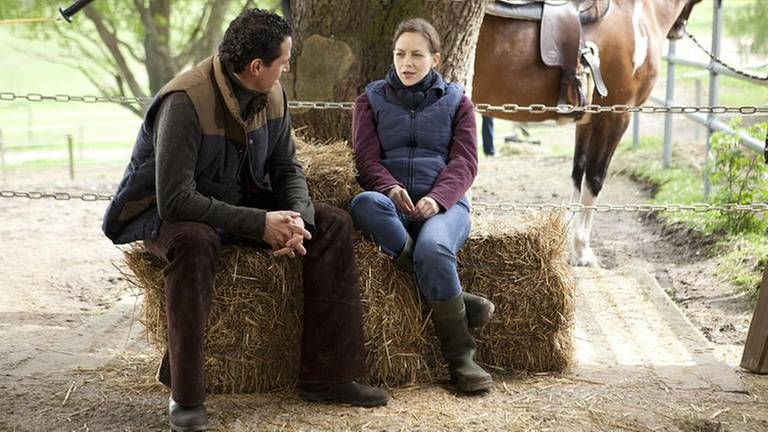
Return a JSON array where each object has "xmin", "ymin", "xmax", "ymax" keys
[
  {"xmin": 0, "ymin": 27, "xmax": 142, "ymax": 168},
  {"xmin": 660, "ymin": 0, "xmax": 768, "ymax": 107},
  {"xmin": 659, "ymin": 64, "xmax": 768, "ymax": 107},
  {"xmin": 0, "ymin": 28, "xmax": 95, "ymax": 94},
  {"xmin": 687, "ymin": 0, "xmax": 755, "ymax": 38},
  {"xmin": 716, "ymin": 234, "xmax": 768, "ymax": 296},
  {"xmin": 618, "ymin": 134, "xmax": 768, "ymax": 299}
]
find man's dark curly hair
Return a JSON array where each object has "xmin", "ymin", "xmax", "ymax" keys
[{"xmin": 219, "ymin": 9, "xmax": 293, "ymax": 73}]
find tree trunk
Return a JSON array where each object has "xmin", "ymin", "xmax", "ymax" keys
[
  {"xmin": 143, "ymin": 0, "xmax": 177, "ymax": 95},
  {"xmin": 287, "ymin": 0, "xmax": 485, "ymax": 140}
]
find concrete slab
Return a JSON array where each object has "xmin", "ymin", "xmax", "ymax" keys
[{"xmin": 572, "ymin": 265, "xmax": 745, "ymax": 393}]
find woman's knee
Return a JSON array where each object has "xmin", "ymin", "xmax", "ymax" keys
[
  {"xmin": 413, "ymin": 237, "xmax": 454, "ymax": 267},
  {"xmin": 348, "ymin": 191, "xmax": 394, "ymax": 220}
]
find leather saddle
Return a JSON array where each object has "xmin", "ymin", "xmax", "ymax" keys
[{"xmin": 487, "ymin": 0, "xmax": 610, "ymax": 113}]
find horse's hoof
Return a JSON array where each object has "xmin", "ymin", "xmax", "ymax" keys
[{"xmin": 568, "ymin": 249, "xmax": 599, "ymax": 267}]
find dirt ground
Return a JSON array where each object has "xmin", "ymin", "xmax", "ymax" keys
[{"xmin": 1, "ymin": 131, "xmax": 767, "ymax": 431}]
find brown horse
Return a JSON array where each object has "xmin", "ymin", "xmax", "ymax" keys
[{"xmin": 473, "ymin": 0, "xmax": 702, "ymax": 266}]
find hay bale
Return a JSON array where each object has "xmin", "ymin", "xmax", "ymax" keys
[
  {"xmin": 124, "ymin": 139, "xmax": 574, "ymax": 392},
  {"xmin": 125, "ymin": 248, "xmax": 303, "ymax": 393},
  {"xmin": 295, "ymin": 137, "xmax": 362, "ymax": 209},
  {"xmin": 465, "ymin": 212, "xmax": 575, "ymax": 372},
  {"xmin": 124, "ymin": 211, "xmax": 574, "ymax": 393}
]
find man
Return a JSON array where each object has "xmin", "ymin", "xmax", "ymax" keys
[
  {"xmin": 481, "ymin": 115, "xmax": 495, "ymax": 157},
  {"xmin": 102, "ymin": 9, "xmax": 389, "ymax": 432}
]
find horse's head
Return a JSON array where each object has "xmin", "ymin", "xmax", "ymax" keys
[{"xmin": 667, "ymin": 0, "xmax": 702, "ymax": 40}]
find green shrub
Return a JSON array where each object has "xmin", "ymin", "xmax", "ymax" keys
[{"xmin": 708, "ymin": 121, "xmax": 768, "ymax": 234}]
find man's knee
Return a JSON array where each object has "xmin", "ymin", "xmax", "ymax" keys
[
  {"xmin": 165, "ymin": 222, "xmax": 221, "ymax": 262},
  {"xmin": 315, "ymin": 203, "xmax": 354, "ymax": 239}
]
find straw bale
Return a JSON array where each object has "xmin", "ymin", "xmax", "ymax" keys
[
  {"xmin": 464, "ymin": 212, "xmax": 575, "ymax": 373},
  {"xmin": 123, "ymin": 138, "xmax": 574, "ymax": 393},
  {"xmin": 294, "ymin": 137, "xmax": 362, "ymax": 209},
  {"xmin": 124, "ymin": 248, "xmax": 303, "ymax": 393},
  {"xmin": 124, "ymin": 211, "xmax": 574, "ymax": 393}
]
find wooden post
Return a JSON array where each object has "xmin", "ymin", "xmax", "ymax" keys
[
  {"xmin": 741, "ymin": 263, "xmax": 768, "ymax": 373},
  {"xmin": 67, "ymin": 134, "xmax": 75, "ymax": 180}
]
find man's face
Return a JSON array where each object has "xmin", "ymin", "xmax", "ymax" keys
[{"xmin": 251, "ymin": 36, "xmax": 292, "ymax": 93}]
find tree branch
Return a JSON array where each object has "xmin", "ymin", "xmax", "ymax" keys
[
  {"xmin": 174, "ymin": 3, "xmax": 211, "ymax": 67},
  {"xmin": 83, "ymin": 6, "xmax": 147, "ymax": 99},
  {"xmin": 78, "ymin": 66, "xmax": 142, "ymax": 117},
  {"xmin": 117, "ymin": 38, "xmax": 146, "ymax": 64},
  {"xmin": 174, "ymin": 0, "xmax": 233, "ymax": 67},
  {"xmin": 43, "ymin": 24, "xmax": 120, "ymax": 83}
]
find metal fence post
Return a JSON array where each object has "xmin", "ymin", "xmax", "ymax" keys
[
  {"xmin": 67, "ymin": 134, "xmax": 75, "ymax": 180},
  {"xmin": 694, "ymin": 79, "xmax": 702, "ymax": 141},
  {"xmin": 632, "ymin": 111, "xmax": 640, "ymax": 149},
  {"xmin": 704, "ymin": 0, "xmax": 724, "ymax": 197},
  {"xmin": 662, "ymin": 40, "xmax": 676, "ymax": 169}
]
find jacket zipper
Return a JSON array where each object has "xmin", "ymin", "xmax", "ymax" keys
[
  {"xmin": 220, "ymin": 130, "xmax": 248, "ymax": 200},
  {"xmin": 407, "ymin": 109, "xmax": 416, "ymax": 198}
]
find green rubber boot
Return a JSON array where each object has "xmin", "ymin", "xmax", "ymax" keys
[
  {"xmin": 392, "ymin": 234, "xmax": 414, "ymax": 273},
  {"xmin": 430, "ymin": 295, "xmax": 493, "ymax": 393},
  {"xmin": 462, "ymin": 292, "xmax": 495, "ymax": 330}
]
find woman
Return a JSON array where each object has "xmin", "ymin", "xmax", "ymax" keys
[{"xmin": 348, "ymin": 18, "xmax": 494, "ymax": 393}]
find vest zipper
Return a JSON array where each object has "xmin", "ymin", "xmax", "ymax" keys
[
  {"xmin": 220, "ymin": 131, "xmax": 248, "ymax": 200},
  {"xmin": 407, "ymin": 109, "xmax": 416, "ymax": 201}
]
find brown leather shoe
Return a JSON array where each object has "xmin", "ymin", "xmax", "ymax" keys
[
  {"xmin": 169, "ymin": 398, "xmax": 208, "ymax": 432},
  {"xmin": 298, "ymin": 380, "xmax": 390, "ymax": 407}
]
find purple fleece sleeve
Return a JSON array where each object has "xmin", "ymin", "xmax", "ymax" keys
[
  {"xmin": 427, "ymin": 95, "xmax": 479, "ymax": 210},
  {"xmin": 352, "ymin": 93, "xmax": 403, "ymax": 193}
]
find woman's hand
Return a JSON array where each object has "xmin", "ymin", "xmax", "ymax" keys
[
  {"xmin": 387, "ymin": 185, "xmax": 415, "ymax": 215},
  {"xmin": 412, "ymin": 196, "xmax": 439, "ymax": 220}
]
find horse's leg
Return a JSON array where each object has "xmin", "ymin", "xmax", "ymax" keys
[
  {"xmin": 570, "ymin": 120, "xmax": 591, "ymax": 202},
  {"xmin": 568, "ymin": 121, "xmax": 594, "ymax": 265},
  {"xmin": 569, "ymin": 112, "xmax": 631, "ymax": 266}
]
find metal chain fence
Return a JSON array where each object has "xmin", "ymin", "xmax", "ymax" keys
[
  {"xmin": 2, "ymin": 189, "xmax": 767, "ymax": 214},
  {"xmin": 471, "ymin": 201, "xmax": 768, "ymax": 213},
  {"xmin": 685, "ymin": 29, "xmax": 768, "ymax": 82},
  {"xmin": 1, "ymin": 90, "xmax": 766, "ymax": 211},
  {"xmin": 1, "ymin": 91, "xmax": 766, "ymax": 115},
  {"xmin": 0, "ymin": 190, "xmax": 113, "ymax": 201}
]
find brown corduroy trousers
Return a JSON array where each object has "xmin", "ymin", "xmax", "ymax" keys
[{"xmin": 144, "ymin": 202, "xmax": 366, "ymax": 406}]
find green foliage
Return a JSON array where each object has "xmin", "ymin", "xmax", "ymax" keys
[
  {"xmin": 708, "ymin": 121, "xmax": 768, "ymax": 234},
  {"xmin": 0, "ymin": 0, "xmax": 281, "ymax": 115},
  {"xmin": 624, "ymin": 124, "xmax": 768, "ymax": 299},
  {"xmin": 724, "ymin": 0, "xmax": 768, "ymax": 56},
  {"xmin": 715, "ymin": 234, "xmax": 768, "ymax": 299}
]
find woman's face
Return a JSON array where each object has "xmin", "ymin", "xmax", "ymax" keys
[{"xmin": 393, "ymin": 32, "xmax": 440, "ymax": 87}]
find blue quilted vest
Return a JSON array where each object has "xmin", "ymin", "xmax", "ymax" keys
[{"xmin": 365, "ymin": 73, "xmax": 466, "ymax": 206}]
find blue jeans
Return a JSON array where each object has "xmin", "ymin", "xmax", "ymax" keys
[
  {"xmin": 481, "ymin": 115, "xmax": 495, "ymax": 156},
  {"xmin": 348, "ymin": 191, "xmax": 471, "ymax": 302}
]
